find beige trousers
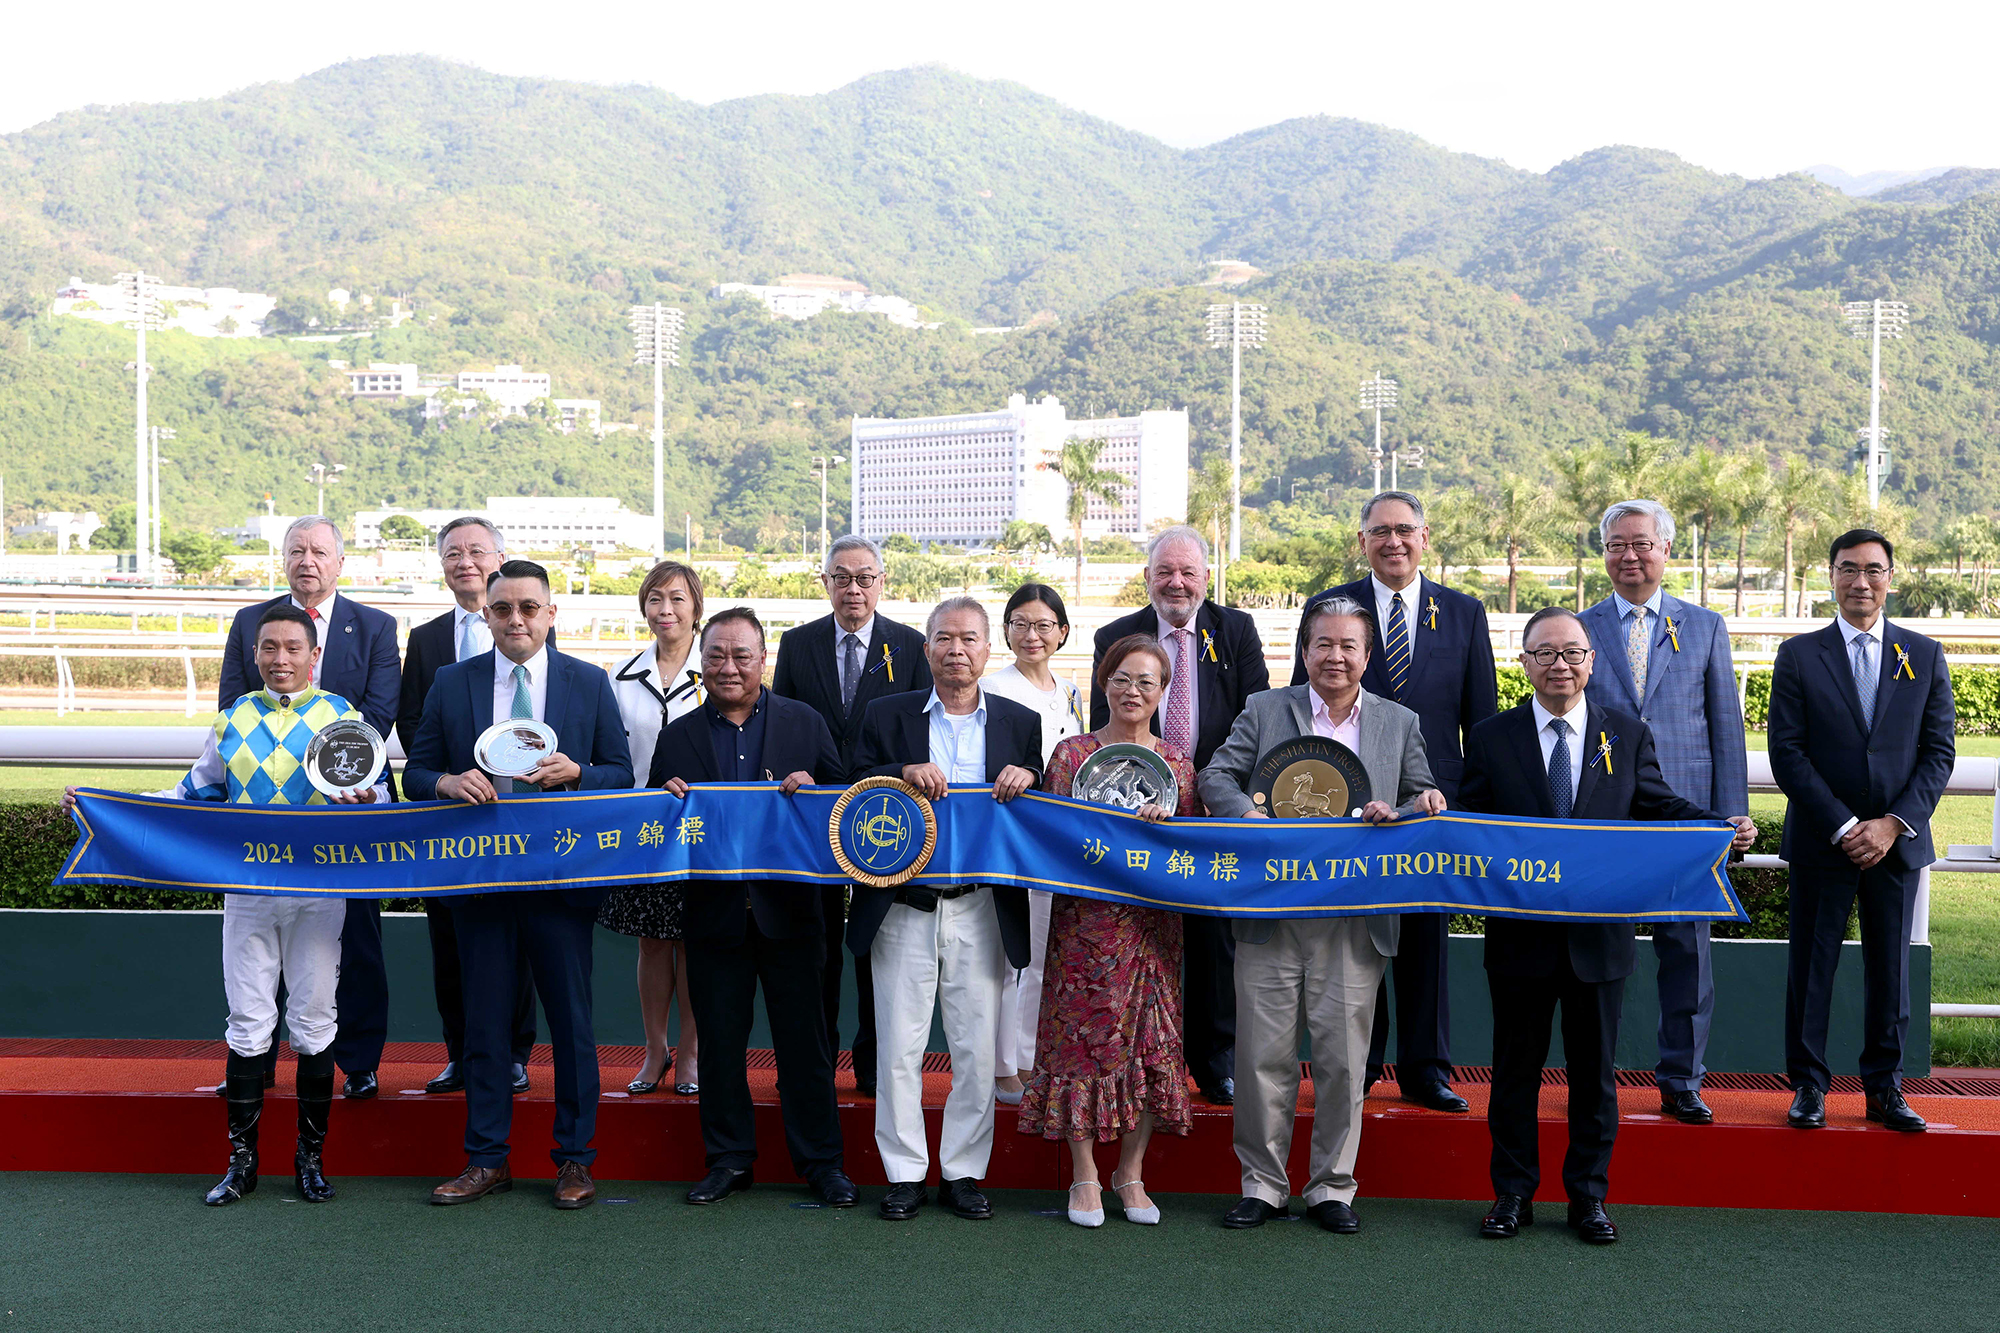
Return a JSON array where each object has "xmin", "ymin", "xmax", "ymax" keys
[{"xmin": 1232, "ymin": 917, "xmax": 1388, "ymax": 1207}]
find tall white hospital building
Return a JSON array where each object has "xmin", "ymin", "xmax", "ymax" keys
[{"xmin": 849, "ymin": 395, "xmax": 1190, "ymax": 547}]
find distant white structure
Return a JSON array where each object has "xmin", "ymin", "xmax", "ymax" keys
[
  {"xmin": 411, "ymin": 365, "xmax": 601, "ymax": 435},
  {"xmin": 218, "ymin": 513, "xmax": 301, "ymax": 546},
  {"xmin": 344, "ymin": 363, "xmax": 425, "ymax": 398},
  {"xmin": 849, "ymin": 395, "xmax": 1190, "ymax": 548},
  {"xmin": 352, "ymin": 496, "xmax": 653, "ymax": 553},
  {"xmin": 53, "ymin": 277, "xmax": 276, "ymax": 339},
  {"xmin": 10, "ymin": 511, "xmax": 104, "ymax": 552},
  {"xmin": 714, "ymin": 272, "xmax": 934, "ymax": 330}
]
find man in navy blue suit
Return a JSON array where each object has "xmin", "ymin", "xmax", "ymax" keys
[
  {"xmin": 404, "ymin": 560, "xmax": 634, "ymax": 1209},
  {"xmin": 1769, "ymin": 529, "xmax": 1954, "ymax": 1134},
  {"xmin": 1292, "ymin": 492, "xmax": 1497, "ymax": 1113},
  {"xmin": 217, "ymin": 515, "xmax": 401, "ymax": 1100},
  {"xmin": 1580, "ymin": 499, "xmax": 1747, "ymax": 1125}
]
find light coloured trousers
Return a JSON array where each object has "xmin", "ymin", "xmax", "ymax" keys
[
  {"xmin": 871, "ymin": 892, "xmax": 1007, "ymax": 1183},
  {"xmin": 1233, "ymin": 917, "xmax": 1388, "ymax": 1207},
  {"xmin": 995, "ymin": 889, "xmax": 1052, "ymax": 1077},
  {"xmin": 221, "ymin": 893, "xmax": 346, "ymax": 1057}
]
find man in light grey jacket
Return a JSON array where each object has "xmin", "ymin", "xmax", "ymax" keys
[{"xmin": 1198, "ymin": 595, "xmax": 1444, "ymax": 1235}]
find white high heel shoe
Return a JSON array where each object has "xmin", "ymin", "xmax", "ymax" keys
[
  {"xmin": 1111, "ymin": 1175, "xmax": 1161, "ymax": 1224},
  {"xmin": 1066, "ymin": 1180, "xmax": 1105, "ymax": 1227}
]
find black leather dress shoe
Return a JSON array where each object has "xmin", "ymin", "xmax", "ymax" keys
[
  {"xmin": 1221, "ymin": 1197, "xmax": 1286, "ymax": 1229},
  {"xmin": 1306, "ymin": 1200, "xmax": 1359, "ymax": 1234},
  {"xmin": 1567, "ymin": 1199, "xmax": 1619, "ymax": 1244},
  {"xmin": 425, "ymin": 1063, "xmax": 464, "ymax": 1094},
  {"xmin": 813, "ymin": 1171, "xmax": 858, "ymax": 1207},
  {"xmin": 941, "ymin": 1177, "xmax": 993, "ymax": 1220},
  {"xmin": 511, "ymin": 1064, "xmax": 530, "ymax": 1094},
  {"xmin": 341, "ymin": 1071, "xmax": 378, "ymax": 1100},
  {"xmin": 1363, "ymin": 1065, "xmax": 1383, "ymax": 1095},
  {"xmin": 1788, "ymin": 1084, "xmax": 1827, "ymax": 1129},
  {"xmin": 684, "ymin": 1166, "xmax": 752, "ymax": 1204},
  {"xmin": 1866, "ymin": 1090, "xmax": 1927, "ymax": 1132},
  {"xmin": 1198, "ymin": 1077, "xmax": 1235, "ymax": 1106},
  {"xmin": 878, "ymin": 1181, "xmax": 927, "ymax": 1220},
  {"xmin": 1480, "ymin": 1194, "xmax": 1533, "ymax": 1238},
  {"xmin": 855, "ymin": 1078, "xmax": 877, "ymax": 1099},
  {"xmin": 1405, "ymin": 1080, "xmax": 1470, "ymax": 1114},
  {"xmin": 1660, "ymin": 1089, "xmax": 1714, "ymax": 1124}
]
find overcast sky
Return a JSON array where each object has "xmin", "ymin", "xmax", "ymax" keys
[{"xmin": 10, "ymin": 0, "xmax": 1995, "ymax": 180}]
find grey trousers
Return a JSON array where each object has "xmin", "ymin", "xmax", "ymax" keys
[{"xmin": 1232, "ymin": 918, "xmax": 1388, "ymax": 1208}]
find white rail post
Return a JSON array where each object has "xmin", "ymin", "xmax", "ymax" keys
[{"xmin": 182, "ymin": 650, "xmax": 196, "ymax": 718}]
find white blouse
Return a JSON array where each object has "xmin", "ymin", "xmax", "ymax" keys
[
  {"xmin": 608, "ymin": 644, "xmax": 703, "ymax": 789},
  {"xmin": 984, "ymin": 662, "xmax": 1086, "ymax": 767}
]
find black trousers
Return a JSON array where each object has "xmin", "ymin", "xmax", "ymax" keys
[
  {"xmin": 259, "ymin": 897, "xmax": 388, "ymax": 1078},
  {"xmin": 1365, "ymin": 911, "xmax": 1452, "ymax": 1087},
  {"xmin": 1182, "ymin": 913, "xmax": 1237, "ymax": 1090},
  {"xmin": 1785, "ymin": 860, "xmax": 1919, "ymax": 1094},
  {"xmin": 820, "ymin": 884, "xmax": 875, "ymax": 1083},
  {"xmin": 426, "ymin": 896, "xmax": 537, "ymax": 1065},
  {"xmin": 687, "ymin": 920, "xmax": 843, "ymax": 1178},
  {"xmin": 454, "ymin": 891, "xmax": 599, "ymax": 1168},
  {"xmin": 1487, "ymin": 964, "xmax": 1624, "ymax": 1204}
]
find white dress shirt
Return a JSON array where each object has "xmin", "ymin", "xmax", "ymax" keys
[
  {"xmin": 289, "ymin": 592, "xmax": 338, "ymax": 686},
  {"xmin": 983, "ymin": 663, "xmax": 1083, "ymax": 766},
  {"xmin": 925, "ymin": 688, "xmax": 988, "ymax": 782},
  {"xmin": 492, "ymin": 644, "xmax": 550, "ymax": 725},
  {"xmin": 1530, "ymin": 695, "xmax": 1589, "ymax": 799},
  {"xmin": 1371, "ymin": 575, "xmax": 1421, "ymax": 654},
  {"xmin": 610, "ymin": 643, "xmax": 702, "ymax": 789},
  {"xmin": 835, "ymin": 615, "xmax": 877, "ymax": 697},
  {"xmin": 1830, "ymin": 614, "xmax": 1915, "ymax": 845},
  {"xmin": 453, "ymin": 605, "xmax": 494, "ymax": 662}
]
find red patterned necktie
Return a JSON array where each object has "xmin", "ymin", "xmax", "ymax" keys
[{"xmin": 1164, "ymin": 629, "xmax": 1193, "ymax": 755}]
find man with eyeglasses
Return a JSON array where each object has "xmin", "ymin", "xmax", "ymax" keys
[
  {"xmin": 1291, "ymin": 491, "xmax": 1497, "ymax": 1114},
  {"xmin": 772, "ymin": 534, "xmax": 933, "ymax": 1099},
  {"xmin": 1463, "ymin": 607, "xmax": 1754, "ymax": 1245},
  {"xmin": 1094, "ymin": 524, "xmax": 1270, "ymax": 1106},
  {"xmin": 217, "ymin": 514, "xmax": 402, "ymax": 1102},
  {"xmin": 404, "ymin": 559, "xmax": 634, "ymax": 1209},
  {"xmin": 1769, "ymin": 529, "xmax": 1954, "ymax": 1134},
  {"xmin": 1578, "ymin": 499, "xmax": 1747, "ymax": 1125},
  {"xmin": 397, "ymin": 516, "xmax": 538, "ymax": 1098}
]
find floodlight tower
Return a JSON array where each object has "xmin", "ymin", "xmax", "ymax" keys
[
  {"xmin": 1842, "ymin": 299, "xmax": 1910, "ymax": 508},
  {"xmin": 1359, "ymin": 373, "xmax": 1399, "ymax": 493},
  {"xmin": 1205, "ymin": 302, "xmax": 1268, "ymax": 562},
  {"xmin": 630, "ymin": 304, "xmax": 687, "ymax": 559},
  {"xmin": 812, "ymin": 455, "xmax": 845, "ymax": 565},
  {"xmin": 116, "ymin": 272, "xmax": 165, "ymax": 578},
  {"xmin": 150, "ymin": 426, "xmax": 176, "ymax": 579}
]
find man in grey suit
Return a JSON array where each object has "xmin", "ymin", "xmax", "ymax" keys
[
  {"xmin": 1578, "ymin": 499, "xmax": 1747, "ymax": 1125},
  {"xmin": 1199, "ymin": 596, "xmax": 1444, "ymax": 1234}
]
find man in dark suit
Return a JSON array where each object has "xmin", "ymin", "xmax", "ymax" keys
[
  {"xmin": 1461, "ymin": 606, "xmax": 1754, "ymax": 1245},
  {"xmin": 851, "ymin": 597, "xmax": 1042, "ymax": 1222},
  {"xmin": 770, "ymin": 534, "xmax": 933, "ymax": 1098},
  {"xmin": 654, "ymin": 607, "xmax": 854, "ymax": 1208},
  {"xmin": 217, "ymin": 515, "xmax": 401, "ymax": 1100},
  {"xmin": 396, "ymin": 516, "xmax": 537, "ymax": 1097},
  {"xmin": 1094, "ymin": 524, "xmax": 1267, "ymax": 1105},
  {"xmin": 1770, "ymin": 529, "xmax": 1954, "ymax": 1134},
  {"xmin": 1291, "ymin": 490, "xmax": 1496, "ymax": 1113},
  {"xmin": 404, "ymin": 559, "xmax": 634, "ymax": 1210},
  {"xmin": 1580, "ymin": 499, "xmax": 1748, "ymax": 1125}
]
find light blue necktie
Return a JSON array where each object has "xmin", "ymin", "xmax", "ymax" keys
[
  {"xmin": 510, "ymin": 663, "xmax": 534, "ymax": 793},
  {"xmin": 1547, "ymin": 718, "xmax": 1573, "ymax": 818},
  {"xmin": 1853, "ymin": 634, "xmax": 1877, "ymax": 729},
  {"xmin": 457, "ymin": 614, "xmax": 474, "ymax": 663},
  {"xmin": 1383, "ymin": 592, "xmax": 1411, "ymax": 701}
]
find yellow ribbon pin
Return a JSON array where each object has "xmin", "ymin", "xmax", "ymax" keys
[
  {"xmin": 1664, "ymin": 616, "xmax": 1680, "ymax": 653},
  {"xmin": 1202, "ymin": 630, "xmax": 1218, "ymax": 662},
  {"xmin": 1894, "ymin": 643, "xmax": 1915, "ymax": 680},
  {"xmin": 882, "ymin": 643, "xmax": 894, "ymax": 682},
  {"xmin": 1595, "ymin": 731, "xmax": 1616, "ymax": 775},
  {"xmin": 1426, "ymin": 596, "xmax": 1439, "ymax": 630}
]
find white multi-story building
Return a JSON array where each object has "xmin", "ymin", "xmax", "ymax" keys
[
  {"xmin": 713, "ymin": 273, "xmax": 933, "ymax": 330},
  {"xmin": 849, "ymin": 395, "xmax": 1190, "ymax": 548},
  {"xmin": 52, "ymin": 277, "xmax": 277, "ymax": 338},
  {"xmin": 351, "ymin": 496, "xmax": 655, "ymax": 553},
  {"xmin": 344, "ymin": 363, "xmax": 423, "ymax": 397},
  {"xmin": 10, "ymin": 511, "xmax": 104, "ymax": 552},
  {"xmin": 452, "ymin": 365, "xmax": 552, "ymax": 411}
]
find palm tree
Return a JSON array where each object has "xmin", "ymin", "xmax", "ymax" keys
[
  {"xmin": 1185, "ymin": 454, "xmax": 1233, "ymax": 593},
  {"xmin": 1427, "ymin": 487, "xmax": 1491, "ymax": 587},
  {"xmin": 1050, "ymin": 437, "xmax": 1125, "ymax": 599},
  {"xmin": 1487, "ymin": 476, "xmax": 1555, "ymax": 613},
  {"xmin": 1724, "ymin": 452, "xmax": 1774, "ymax": 616},
  {"xmin": 1770, "ymin": 459, "xmax": 1835, "ymax": 616},
  {"xmin": 1606, "ymin": 430, "xmax": 1676, "ymax": 498},
  {"xmin": 1669, "ymin": 444, "xmax": 1730, "ymax": 608},
  {"xmin": 1549, "ymin": 443, "xmax": 1610, "ymax": 610}
]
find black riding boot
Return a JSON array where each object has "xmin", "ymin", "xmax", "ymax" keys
[
  {"xmin": 205, "ymin": 1051, "xmax": 264, "ymax": 1205},
  {"xmin": 295, "ymin": 1048, "xmax": 336, "ymax": 1203}
]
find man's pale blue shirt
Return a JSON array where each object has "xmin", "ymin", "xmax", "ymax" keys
[
  {"xmin": 1614, "ymin": 586, "xmax": 1666, "ymax": 623},
  {"xmin": 925, "ymin": 689, "xmax": 988, "ymax": 782}
]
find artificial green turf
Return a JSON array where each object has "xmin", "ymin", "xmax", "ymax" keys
[{"xmin": 1, "ymin": 1175, "xmax": 1995, "ymax": 1332}]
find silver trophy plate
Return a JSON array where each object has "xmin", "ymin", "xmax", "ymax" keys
[
  {"xmin": 1071, "ymin": 742, "xmax": 1179, "ymax": 814},
  {"xmin": 475, "ymin": 719, "xmax": 559, "ymax": 779},
  {"xmin": 304, "ymin": 719, "xmax": 387, "ymax": 797}
]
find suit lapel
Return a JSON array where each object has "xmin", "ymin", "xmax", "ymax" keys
[
  {"xmin": 1573, "ymin": 702, "xmax": 1607, "ymax": 812},
  {"xmin": 1286, "ymin": 684, "xmax": 1314, "ymax": 737},
  {"xmin": 1355, "ymin": 692, "xmax": 1397, "ymax": 800},
  {"xmin": 542, "ymin": 649, "xmax": 572, "ymax": 739},
  {"xmin": 1507, "ymin": 704, "xmax": 1555, "ymax": 817},
  {"xmin": 1870, "ymin": 623, "xmax": 1906, "ymax": 739},
  {"xmin": 1640, "ymin": 596, "xmax": 1680, "ymax": 713},
  {"xmin": 1814, "ymin": 624, "xmax": 1871, "ymax": 736},
  {"xmin": 1589, "ymin": 600, "xmax": 1643, "ymax": 712},
  {"xmin": 468, "ymin": 654, "xmax": 496, "ymax": 736}
]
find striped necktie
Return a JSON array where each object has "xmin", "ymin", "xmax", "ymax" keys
[
  {"xmin": 510, "ymin": 663, "xmax": 535, "ymax": 793},
  {"xmin": 1853, "ymin": 634, "xmax": 1877, "ymax": 729},
  {"xmin": 1383, "ymin": 592, "xmax": 1411, "ymax": 701}
]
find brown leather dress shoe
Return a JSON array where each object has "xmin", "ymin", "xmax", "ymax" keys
[
  {"xmin": 430, "ymin": 1163, "xmax": 512, "ymax": 1205},
  {"xmin": 553, "ymin": 1161, "xmax": 596, "ymax": 1210}
]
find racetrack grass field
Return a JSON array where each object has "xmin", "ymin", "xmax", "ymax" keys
[{"xmin": 1, "ymin": 1174, "xmax": 1993, "ymax": 1332}]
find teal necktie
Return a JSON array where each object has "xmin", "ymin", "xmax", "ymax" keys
[{"xmin": 510, "ymin": 663, "xmax": 534, "ymax": 793}]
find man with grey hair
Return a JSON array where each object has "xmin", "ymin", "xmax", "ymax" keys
[
  {"xmin": 772, "ymin": 533, "xmax": 933, "ymax": 1098},
  {"xmin": 216, "ymin": 512, "xmax": 403, "ymax": 1100},
  {"xmin": 1291, "ymin": 490, "xmax": 1496, "ymax": 1114},
  {"xmin": 1579, "ymin": 498, "xmax": 1746, "ymax": 1125},
  {"xmin": 1093, "ymin": 522, "xmax": 1269, "ymax": 1105}
]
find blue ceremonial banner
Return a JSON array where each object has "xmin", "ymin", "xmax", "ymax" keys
[{"xmin": 57, "ymin": 785, "xmax": 1745, "ymax": 924}]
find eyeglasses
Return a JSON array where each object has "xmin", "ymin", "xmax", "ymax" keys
[
  {"xmin": 1833, "ymin": 563, "xmax": 1892, "ymax": 582},
  {"xmin": 1007, "ymin": 618, "xmax": 1060, "ymax": 636},
  {"xmin": 1106, "ymin": 673, "xmax": 1162, "ymax": 694},
  {"xmin": 1604, "ymin": 541, "xmax": 1658, "ymax": 556},
  {"xmin": 825, "ymin": 571, "xmax": 880, "ymax": 589},
  {"xmin": 1524, "ymin": 647, "xmax": 1591, "ymax": 666},
  {"xmin": 1364, "ymin": 524, "xmax": 1422, "ymax": 541},
  {"xmin": 701, "ymin": 649, "xmax": 760, "ymax": 667},
  {"xmin": 486, "ymin": 601, "xmax": 545, "ymax": 620},
  {"xmin": 443, "ymin": 547, "xmax": 497, "ymax": 564}
]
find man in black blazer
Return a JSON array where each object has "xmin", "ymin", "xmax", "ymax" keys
[
  {"xmin": 771, "ymin": 534, "xmax": 934, "ymax": 1097},
  {"xmin": 1292, "ymin": 491, "xmax": 1497, "ymax": 1113},
  {"xmin": 1460, "ymin": 607, "xmax": 1754, "ymax": 1245},
  {"xmin": 396, "ymin": 516, "xmax": 537, "ymax": 1097},
  {"xmin": 217, "ymin": 515, "xmax": 401, "ymax": 1100},
  {"xmin": 1769, "ymin": 529, "xmax": 1954, "ymax": 1134},
  {"xmin": 651, "ymin": 608, "xmax": 854, "ymax": 1209},
  {"xmin": 405, "ymin": 560, "xmax": 634, "ymax": 1210},
  {"xmin": 850, "ymin": 597, "xmax": 1042, "ymax": 1223},
  {"xmin": 1092, "ymin": 524, "xmax": 1268, "ymax": 1104}
]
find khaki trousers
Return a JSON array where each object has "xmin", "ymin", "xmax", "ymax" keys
[{"xmin": 1232, "ymin": 918, "xmax": 1387, "ymax": 1207}]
